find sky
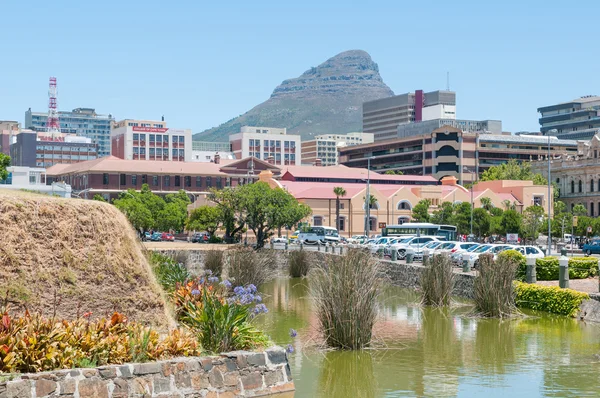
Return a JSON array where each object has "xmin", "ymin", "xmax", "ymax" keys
[{"xmin": 1, "ymin": 0, "xmax": 598, "ymax": 134}]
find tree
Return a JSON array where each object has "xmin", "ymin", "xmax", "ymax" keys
[
  {"xmin": 208, "ymin": 187, "xmax": 246, "ymax": 243},
  {"xmin": 113, "ymin": 194, "xmax": 154, "ymax": 232},
  {"xmin": 186, "ymin": 205, "xmax": 222, "ymax": 236},
  {"xmin": 412, "ymin": 199, "xmax": 431, "ymax": 222},
  {"xmin": 362, "ymin": 194, "xmax": 377, "ymax": 209},
  {"xmin": 573, "ymin": 204, "xmax": 587, "ymax": 217},
  {"xmin": 163, "ymin": 190, "xmax": 191, "ymax": 232},
  {"xmin": 522, "ymin": 205, "xmax": 545, "ymax": 243},
  {"xmin": 480, "ymin": 159, "xmax": 559, "ymax": 200},
  {"xmin": 552, "ymin": 201, "xmax": 571, "ymax": 240},
  {"xmin": 501, "ymin": 199, "xmax": 516, "ymax": 211},
  {"xmin": 0, "ymin": 153, "xmax": 10, "ymax": 181},
  {"xmin": 92, "ymin": 194, "xmax": 106, "ymax": 202},
  {"xmin": 384, "ymin": 170, "xmax": 404, "ymax": 175},
  {"xmin": 453, "ymin": 202, "xmax": 473, "ymax": 235},
  {"xmin": 500, "ymin": 209, "xmax": 522, "ymax": 235},
  {"xmin": 333, "ymin": 187, "xmax": 347, "ymax": 232},
  {"xmin": 430, "ymin": 202, "xmax": 454, "ymax": 225},
  {"xmin": 472, "ymin": 208, "xmax": 491, "ymax": 238},
  {"xmin": 480, "ymin": 197, "xmax": 493, "ymax": 211},
  {"xmin": 238, "ymin": 182, "xmax": 311, "ymax": 249}
]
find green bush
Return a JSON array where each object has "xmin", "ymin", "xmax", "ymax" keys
[
  {"xmin": 501, "ymin": 250, "xmax": 527, "ymax": 281},
  {"xmin": 514, "ymin": 281, "xmax": 589, "ymax": 317},
  {"xmin": 522, "ymin": 257, "xmax": 599, "ymax": 281},
  {"xmin": 149, "ymin": 252, "xmax": 190, "ymax": 292}
]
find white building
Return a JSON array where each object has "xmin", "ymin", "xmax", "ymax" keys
[
  {"xmin": 110, "ymin": 119, "xmax": 192, "ymax": 162},
  {"xmin": 190, "ymin": 141, "xmax": 236, "ymax": 163},
  {"xmin": 229, "ymin": 126, "xmax": 301, "ymax": 166},
  {"xmin": 0, "ymin": 166, "xmax": 71, "ymax": 197},
  {"xmin": 301, "ymin": 132, "xmax": 375, "ymax": 166}
]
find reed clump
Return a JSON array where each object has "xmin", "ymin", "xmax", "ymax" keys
[
  {"xmin": 473, "ymin": 253, "xmax": 518, "ymax": 317},
  {"xmin": 204, "ymin": 250, "xmax": 224, "ymax": 276},
  {"xmin": 288, "ymin": 250, "xmax": 310, "ymax": 278},
  {"xmin": 420, "ymin": 254, "xmax": 454, "ymax": 306}
]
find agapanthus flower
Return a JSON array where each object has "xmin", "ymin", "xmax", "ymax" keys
[
  {"xmin": 220, "ymin": 280, "xmax": 232, "ymax": 289},
  {"xmin": 206, "ymin": 269, "xmax": 213, "ymax": 276},
  {"xmin": 253, "ymin": 304, "xmax": 268, "ymax": 314},
  {"xmin": 199, "ymin": 277, "xmax": 205, "ymax": 285},
  {"xmin": 191, "ymin": 289, "xmax": 201, "ymax": 296},
  {"xmin": 208, "ymin": 276, "xmax": 219, "ymax": 283},
  {"xmin": 247, "ymin": 284, "xmax": 257, "ymax": 294},
  {"xmin": 254, "ymin": 295, "xmax": 262, "ymax": 303},
  {"xmin": 286, "ymin": 344, "xmax": 294, "ymax": 354},
  {"xmin": 234, "ymin": 286, "xmax": 246, "ymax": 296},
  {"xmin": 289, "ymin": 329, "xmax": 297, "ymax": 338}
]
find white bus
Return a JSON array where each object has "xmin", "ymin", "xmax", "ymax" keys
[
  {"xmin": 297, "ymin": 226, "xmax": 340, "ymax": 244},
  {"xmin": 382, "ymin": 222, "xmax": 457, "ymax": 241}
]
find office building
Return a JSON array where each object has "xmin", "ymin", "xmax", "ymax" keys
[
  {"xmin": 191, "ymin": 141, "xmax": 235, "ymax": 162},
  {"xmin": 363, "ymin": 90, "xmax": 456, "ymax": 141},
  {"xmin": 397, "ymin": 118, "xmax": 502, "ymax": 138},
  {"xmin": 10, "ymin": 131, "xmax": 97, "ymax": 168},
  {"xmin": 301, "ymin": 132, "xmax": 374, "ymax": 166},
  {"xmin": 111, "ymin": 119, "xmax": 192, "ymax": 162},
  {"xmin": 537, "ymin": 95, "xmax": 600, "ymax": 140},
  {"xmin": 229, "ymin": 126, "xmax": 301, "ymax": 166},
  {"xmin": 25, "ymin": 108, "xmax": 114, "ymax": 157},
  {"xmin": 0, "ymin": 121, "xmax": 20, "ymax": 156},
  {"xmin": 339, "ymin": 126, "xmax": 577, "ymax": 184}
]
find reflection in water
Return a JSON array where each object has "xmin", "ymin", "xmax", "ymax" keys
[
  {"xmin": 318, "ymin": 350, "xmax": 377, "ymax": 398},
  {"xmin": 258, "ymin": 279, "xmax": 600, "ymax": 397}
]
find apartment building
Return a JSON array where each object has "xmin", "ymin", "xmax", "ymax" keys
[
  {"xmin": 537, "ymin": 95, "xmax": 600, "ymax": 140},
  {"xmin": 10, "ymin": 131, "xmax": 97, "ymax": 168},
  {"xmin": 229, "ymin": 126, "xmax": 301, "ymax": 166},
  {"xmin": 0, "ymin": 121, "xmax": 20, "ymax": 156},
  {"xmin": 301, "ymin": 132, "xmax": 374, "ymax": 166}
]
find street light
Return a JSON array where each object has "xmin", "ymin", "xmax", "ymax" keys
[
  {"xmin": 364, "ymin": 156, "xmax": 375, "ymax": 237},
  {"xmin": 392, "ymin": 193, "xmax": 398, "ymax": 226},
  {"xmin": 547, "ymin": 129, "xmax": 558, "ymax": 255},
  {"xmin": 463, "ymin": 166, "xmax": 475, "ymax": 238}
]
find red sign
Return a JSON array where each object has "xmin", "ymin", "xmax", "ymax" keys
[
  {"xmin": 132, "ymin": 126, "xmax": 168, "ymax": 133},
  {"xmin": 378, "ymin": 222, "xmax": 387, "ymax": 229}
]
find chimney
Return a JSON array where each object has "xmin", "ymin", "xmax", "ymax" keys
[
  {"xmin": 266, "ymin": 156, "xmax": 275, "ymax": 165},
  {"xmin": 214, "ymin": 152, "xmax": 220, "ymax": 164},
  {"xmin": 314, "ymin": 158, "xmax": 322, "ymax": 167}
]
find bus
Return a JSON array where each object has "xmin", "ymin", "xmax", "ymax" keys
[
  {"xmin": 382, "ymin": 223, "xmax": 457, "ymax": 241},
  {"xmin": 297, "ymin": 226, "xmax": 340, "ymax": 244}
]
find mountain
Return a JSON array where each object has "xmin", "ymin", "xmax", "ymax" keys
[{"xmin": 195, "ymin": 50, "xmax": 394, "ymax": 142}]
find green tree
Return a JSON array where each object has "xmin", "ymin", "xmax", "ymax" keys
[
  {"xmin": 208, "ymin": 187, "xmax": 246, "ymax": 243},
  {"xmin": 412, "ymin": 199, "xmax": 431, "ymax": 222},
  {"xmin": 362, "ymin": 194, "xmax": 377, "ymax": 209},
  {"xmin": 572, "ymin": 204, "xmax": 587, "ymax": 217},
  {"xmin": 113, "ymin": 193, "xmax": 154, "ymax": 232},
  {"xmin": 453, "ymin": 202, "xmax": 473, "ymax": 235},
  {"xmin": 500, "ymin": 209, "xmax": 522, "ymax": 235},
  {"xmin": 163, "ymin": 190, "xmax": 191, "ymax": 232},
  {"xmin": 552, "ymin": 201, "xmax": 571, "ymax": 239},
  {"xmin": 501, "ymin": 199, "xmax": 516, "ymax": 211},
  {"xmin": 522, "ymin": 205, "xmax": 545, "ymax": 243},
  {"xmin": 92, "ymin": 194, "xmax": 106, "ymax": 202},
  {"xmin": 480, "ymin": 159, "xmax": 559, "ymax": 200},
  {"xmin": 187, "ymin": 205, "xmax": 222, "ymax": 236},
  {"xmin": 0, "ymin": 153, "xmax": 10, "ymax": 181},
  {"xmin": 472, "ymin": 208, "xmax": 491, "ymax": 238},
  {"xmin": 480, "ymin": 197, "xmax": 493, "ymax": 211},
  {"xmin": 384, "ymin": 170, "xmax": 404, "ymax": 175},
  {"xmin": 333, "ymin": 187, "xmax": 347, "ymax": 232},
  {"xmin": 430, "ymin": 201, "xmax": 454, "ymax": 225}
]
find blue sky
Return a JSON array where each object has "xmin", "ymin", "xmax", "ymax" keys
[{"xmin": 1, "ymin": 0, "xmax": 598, "ymax": 134}]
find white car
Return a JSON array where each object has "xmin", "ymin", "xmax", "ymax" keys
[
  {"xmin": 451, "ymin": 243, "xmax": 482, "ymax": 264},
  {"xmin": 348, "ymin": 235, "xmax": 368, "ymax": 244},
  {"xmin": 465, "ymin": 244, "xmax": 514, "ymax": 268},
  {"xmin": 514, "ymin": 245, "xmax": 545, "ymax": 259},
  {"xmin": 369, "ymin": 237, "xmax": 398, "ymax": 254},
  {"xmin": 388, "ymin": 236, "xmax": 440, "ymax": 259},
  {"xmin": 413, "ymin": 240, "xmax": 445, "ymax": 259},
  {"xmin": 436, "ymin": 242, "xmax": 479, "ymax": 255}
]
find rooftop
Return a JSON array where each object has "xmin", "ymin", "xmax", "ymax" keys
[{"xmin": 478, "ymin": 134, "xmax": 578, "ymax": 146}]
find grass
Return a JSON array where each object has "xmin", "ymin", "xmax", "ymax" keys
[
  {"xmin": 473, "ymin": 253, "xmax": 518, "ymax": 318},
  {"xmin": 226, "ymin": 248, "xmax": 273, "ymax": 288},
  {"xmin": 311, "ymin": 249, "xmax": 381, "ymax": 350},
  {"xmin": 204, "ymin": 250, "xmax": 224, "ymax": 276},
  {"xmin": 288, "ymin": 250, "xmax": 310, "ymax": 278},
  {"xmin": 420, "ymin": 254, "xmax": 454, "ymax": 307}
]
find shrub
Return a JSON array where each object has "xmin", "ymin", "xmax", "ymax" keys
[
  {"xmin": 420, "ymin": 254, "xmax": 454, "ymax": 306},
  {"xmin": 473, "ymin": 253, "xmax": 518, "ymax": 318},
  {"xmin": 227, "ymin": 248, "xmax": 272, "ymax": 288},
  {"xmin": 204, "ymin": 250, "xmax": 224, "ymax": 276},
  {"xmin": 524, "ymin": 257, "xmax": 599, "ymax": 281},
  {"xmin": 288, "ymin": 250, "xmax": 310, "ymax": 278},
  {"xmin": 175, "ymin": 276, "xmax": 269, "ymax": 353},
  {"xmin": 149, "ymin": 252, "xmax": 190, "ymax": 292},
  {"xmin": 0, "ymin": 309, "xmax": 199, "ymax": 373},
  {"xmin": 208, "ymin": 235, "xmax": 223, "ymax": 244},
  {"xmin": 311, "ymin": 249, "xmax": 381, "ymax": 349},
  {"xmin": 501, "ymin": 250, "xmax": 526, "ymax": 281},
  {"xmin": 514, "ymin": 282, "xmax": 589, "ymax": 317}
]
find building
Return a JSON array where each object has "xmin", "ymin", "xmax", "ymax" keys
[
  {"xmin": 191, "ymin": 141, "xmax": 235, "ymax": 163},
  {"xmin": 537, "ymin": 96, "xmax": 600, "ymax": 140},
  {"xmin": 25, "ymin": 108, "xmax": 114, "ymax": 157},
  {"xmin": 0, "ymin": 121, "xmax": 20, "ymax": 156},
  {"xmin": 363, "ymin": 90, "xmax": 456, "ymax": 141},
  {"xmin": 10, "ymin": 131, "xmax": 98, "ymax": 168},
  {"xmin": 397, "ymin": 118, "xmax": 502, "ymax": 138},
  {"xmin": 531, "ymin": 134, "xmax": 600, "ymax": 216},
  {"xmin": 339, "ymin": 126, "xmax": 578, "ymax": 184},
  {"xmin": 229, "ymin": 126, "xmax": 301, "ymax": 166},
  {"xmin": 0, "ymin": 166, "xmax": 71, "ymax": 197},
  {"xmin": 111, "ymin": 119, "xmax": 192, "ymax": 162},
  {"xmin": 301, "ymin": 132, "xmax": 374, "ymax": 166}
]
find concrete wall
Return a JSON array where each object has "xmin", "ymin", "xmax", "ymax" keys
[{"xmin": 1, "ymin": 347, "xmax": 294, "ymax": 398}]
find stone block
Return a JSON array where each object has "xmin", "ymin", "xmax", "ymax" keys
[
  {"xmin": 118, "ymin": 365, "xmax": 133, "ymax": 379},
  {"xmin": 222, "ymin": 358, "xmax": 237, "ymax": 372},
  {"xmin": 153, "ymin": 376, "xmax": 171, "ymax": 394},
  {"xmin": 241, "ymin": 372, "xmax": 263, "ymax": 390},
  {"xmin": 270, "ymin": 381, "xmax": 295, "ymax": 394},
  {"xmin": 59, "ymin": 379, "xmax": 76, "ymax": 395},
  {"xmin": 235, "ymin": 355, "xmax": 247, "ymax": 369},
  {"xmin": 134, "ymin": 362, "xmax": 162, "ymax": 375},
  {"xmin": 184, "ymin": 360, "xmax": 201, "ymax": 372},
  {"xmin": 222, "ymin": 372, "xmax": 239, "ymax": 387},
  {"xmin": 200, "ymin": 358, "xmax": 213, "ymax": 372},
  {"xmin": 98, "ymin": 367, "xmax": 117, "ymax": 379},
  {"xmin": 217, "ymin": 392, "xmax": 237, "ymax": 398},
  {"xmin": 130, "ymin": 377, "xmax": 152, "ymax": 396},
  {"xmin": 246, "ymin": 353, "xmax": 266, "ymax": 367},
  {"xmin": 263, "ymin": 370, "xmax": 284, "ymax": 387},
  {"xmin": 69, "ymin": 370, "xmax": 80, "ymax": 377},
  {"xmin": 7, "ymin": 380, "xmax": 32, "ymax": 398},
  {"xmin": 285, "ymin": 364, "xmax": 292, "ymax": 381},
  {"xmin": 266, "ymin": 349, "xmax": 286, "ymax": 365},
  {"xmin": 162, "ymin": 363, "xmax": 172, "ymax": 377},
  {"xmin": 112, "ymin": 378, "xmax": 128, "ymax": 396},
  {"xmin": 175, "ymin": 373, "xmax": 192, "ymax": 389},
  {"xmin": 208, "ymin": 369, "xmax": 224, "ymax": 388},
  {"xmin": 190, "ymin": 372, "xmax": 210, "ymax": 390},
  {"xmin": 35, "ymin": 379, "xmax": 56, "ymax": 397},
  {"xmin": 78, "ymin": 378, "xmax": 108, "ymax": 398}
]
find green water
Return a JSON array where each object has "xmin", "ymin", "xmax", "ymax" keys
[{"xmin": 256, "ymin": 278, "xmax": 600, "ymax": 397}]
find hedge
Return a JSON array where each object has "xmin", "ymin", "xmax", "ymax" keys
[
  {"xmin": 516, "ymin": 256, "xmax": 599, "ymax": 281},
  {"xmin": 514, "ymin": 281, "xmax": 589, "ymax": 317}
]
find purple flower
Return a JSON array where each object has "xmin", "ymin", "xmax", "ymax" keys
[
  {"xmin": 199, "ymin": 277, "xmax": 205, "ymax": 285},
  {"xmin": 220, "ymin": 280, "xmax": 232, "ymax": 289},
  {"xmin": 247, "ymin": 284, "xmax": 257, "ymax": 294},
  {"xmin": 234, "ymin": 286, "xmax": 246, "ymax": 296},
  {"xmin": 206, "ymin": 269, "xmax": 213, "ymax": 276},
  {"xmin": 286, "ymin": 344, "xmax": 294, "ymax": 354},
  {"xmin": 253, "ymin": 304, "xmax": 268, "ymax": 314},
  {"xmin": 208, "ymin": 276, "xmax": 219, "ymax": 283},
  {"xmin": 254, "ymin": 295, "xmax": 262, "ymax": 303},
  {"xmin": 191, "ymin": 289, "xmax": 201, "ymax": 296},
  {"xmin": 289, "ymin": 329, "xmax": 297, "ymax": 338}
]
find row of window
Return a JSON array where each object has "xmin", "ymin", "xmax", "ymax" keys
[
  {"xmin": 248, "ymin": 139, "xmax": 297, "ymax": 148},
  {"xmin": 37, "ymin": 146, "xmax": 96, "ymax": 152},
  {"xmin": 133, "ymin": 147, "xmax": 185, "ymax": 157},
  {"xmin": 132, "ymin": 134, "xmax": 185, "ymax": 143},
  {"xmin": 128, "ymin": 123, "xmax": 164, "ymax": 128}
]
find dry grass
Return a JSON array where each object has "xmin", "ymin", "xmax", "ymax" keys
[
  {"xmin": 420, "ymin": 254, "xmax": 455, "ymax": 307},
  {"xmin": 473, "ymin": 253, "xmax": 518, "ymax": 318},
  {"xmin": 0, "ymin": 190, "xmax": 173, "ymax": 328}
]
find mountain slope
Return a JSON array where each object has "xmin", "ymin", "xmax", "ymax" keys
[{"xmin": 195, "ymin": 50, "xmax": 394, "ymax": 142}]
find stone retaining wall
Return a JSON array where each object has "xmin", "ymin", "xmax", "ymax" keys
[{"xmin": 1, "ymin": 347, "xmax": 293, "ymax": 398}]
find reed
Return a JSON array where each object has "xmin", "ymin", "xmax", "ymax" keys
[
  {"xmin": 288, "ymin": 250, "xmax": 310, "ymax": 278},
  {"xmin": 204, "ymin": 250, "xmax": 224, "ymax": 276},
  {"xmin": 473, "ymin": 253, "xmax": 518, "ymax": 317},
  {"xmin": 420, "ymin": 254, "xmax": 454, "ymax": 306}
]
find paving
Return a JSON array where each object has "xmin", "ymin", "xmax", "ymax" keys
[{"xmin": 537, "ymin": 277, "xmax": 600, "ymax": 294}]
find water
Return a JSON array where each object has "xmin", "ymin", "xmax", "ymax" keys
[{"xmin": 256, "ymin": 278, "xmax": 600, "ymax": 397}]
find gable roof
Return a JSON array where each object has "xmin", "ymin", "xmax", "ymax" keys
[{"xmin": 281, "ymin": 165, "xmax": 437, "ymax": 183}]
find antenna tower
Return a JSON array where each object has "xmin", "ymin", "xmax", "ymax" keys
[
  {"xmin": 446, "ymin": 71, "xmax": 450, "ymax": 91},
  {"xmin": 47, "ymin": 77, "xmax": 61, "ymax": 136}
]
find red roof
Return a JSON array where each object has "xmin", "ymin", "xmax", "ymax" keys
[{"xmin": 281, "ymin": 165, "xmax": 437, "ymax": 182}]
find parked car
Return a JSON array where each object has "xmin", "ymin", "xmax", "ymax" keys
[
  {"xmin": 161, "ymin": 232, "xmax": 175, "ymax": 242},
  {"xmin": 290, "ymin": 231, "xmax": 300, "ymax": 241},
  {"xmin": 150, "ymin": 232, "xmax": 162, "ymax": 242},
  {"xmin": 514, "ymin": 245, "xmax": 545, "ymax": 258},
  {"xmin": 582, "ymin": 239, "xmax": 600, "ymax": 256},
  {"xmin": 436, "ymin": 242, "xmax": 479, "ymax": 255},
  {"xmin": 191, "ymin": 232, "xmax": 210, "ymax": 243},
  {"xmin": 348, "ymin": 235, "xmax": 368, "ymax": 244},
  {"xmin": 413, "ymin": 240, "xmax": 445, "ymax": 259},
  {"xmin": 369, "ymin": 237, "xmax": 398, "ymax": 254},
  {"xmin": 143, "ymin": 232, "xmax": 151, "ymax": 241},
  {"xmin": 465, "ymin": 244, "xmax": 514, "ymax": 268},
  {"xmin": 387, "ymin": 236, "xmax": 440, "ymax": 259},
  {"xmin": 271, "ymin": 237, "xmax": 289, "ymax": 244},
  {"xmin": 451, "ymin": 243, "xmax": 482, "ymax": 264}
]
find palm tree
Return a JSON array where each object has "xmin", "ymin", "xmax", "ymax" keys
[
  {"xmin": 480, "ymin": 197, "xmax": 493, "ymax": 212},
  {"xmin": 333, "ymin": 187, "xmax": 347, "ymax": 231},
  {"xmin": 362, "ymin": 194, "xmax": 377, "ymax": 209}
]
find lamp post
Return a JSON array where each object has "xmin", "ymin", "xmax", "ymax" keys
[
  {"xmin": 547, "ymin": 129, "xmax": 557, "ymax": 255},
  {"xmin": 392, "ymin": 193, "xmax": 397, "ymax": 226},
  {"xmin": 364, "ymin": 156, "xmax": 375, "ymax": 237},
  {"xmin": 470, "ymin": 170, "xmax": 474, "ymax": 237}
]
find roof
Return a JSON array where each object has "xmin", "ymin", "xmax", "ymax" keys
[
  {"xmin": 279, "ymin": 181, "xmax": 366, "ymax": 200},
  {"xmin": 281, "ymin": 165, "xmax": 437, "ymax": 182},
  {"xmin": 479, "ymin": 134, "xmax": 577, "ymax": 146},
  {"xmin": 46, "ymin": 156, "xmax": 228, "ymax": 176}
]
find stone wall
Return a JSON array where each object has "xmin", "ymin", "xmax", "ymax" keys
[{"xmin": 1, "ymin": 347, "xmax": 293, "ymax": 398}]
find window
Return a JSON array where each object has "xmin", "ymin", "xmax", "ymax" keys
[
  {"xmin": 175, "ymin": 176, "xmax": 181, "ymax": 187},
  {"xmin": 185, "ymin": 176, "xmax": 191, "ymax": 187},
  {"xmin": 119, "ymin": 174, "xmax": 126, "ymax": 186},
  {"xmin": 216, "ymin": 177, "xmax": 222, "ymax": 189},
  {"xmin": 156, "ymin": 135, "xmax": 163, "ymax": 143},
  {"xmin": 533, "ymin": 196, "xmax": 542, "ymax": 206},
  {"xmin": 206, "ymin": 177, "xmax": 212, "ymax": 188},
  {"xmin": 592, "ymin": 180, "xmax": 595, "ymax": 193},
  {"xmin": 338, "ymin": 217, "xmax": 346, "ymax": 231},
  {"xmin": 196, "ymin": 176, "xmax": 202, "ymax": 187},
  {"xmin": 592, "ymin": 204, "xmax": 595, "ymax": 217},
  {"xmin": 131, "ymin": 175, "xmax": 137, "ymax": 186},
  {"xmin": 103, "ymin": 173, "xmax": 109, "ymax": 185},
  {"xmin": 340, "ymin": 203, "xmax": 344, "ymax": 210},
  {"xmin": 579, "ymin": 180, "xmax": 583, "ymax": 193},
  {"xmin": 572, "ymin": 180, "xmax": 575, "ymax": 193},
  {"xmin": 179, "ymin": 136, "xmax": 185, "ymax": 143},
  {"xmin": 164, "ymin": 175, "xmax": 170, "ymax": 187},
  {"xmin": 142, "ymin": 175, "xmax": 148, "ymax": 184},
  {"xmin": 313, "ymin": 216, "xmax": 323, "ymax": 226},
  {"xmin": 29, "ymin": 174, "xmax": 36, "ymax": 184},
  {"xmin": 150, "ymin": 134, "xmax": 155, "ymax": 143},
  {"xmin": 133, "ymin": 133, "xmax": 139, "ymax": 141},
  {"xmin": 368, "ymin": 217, "xmax": 377, "ymax": 231}
]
